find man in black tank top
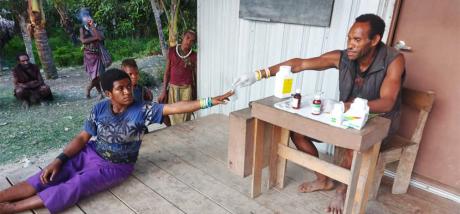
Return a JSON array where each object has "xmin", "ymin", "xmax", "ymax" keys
[{"xmin": 232, "ymin": 14, "xmax": 406, "ymax": 213}]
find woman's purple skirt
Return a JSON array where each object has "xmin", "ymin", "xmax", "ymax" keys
[
  {"xmin": 84, "ymin": 49, "xmax": 104, "ymax": 80},
  {"xmin": 26, "ymin": 144, "xmax": 133, "ymax": 213}
]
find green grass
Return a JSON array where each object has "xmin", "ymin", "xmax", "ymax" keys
[
  {"xmin": 0, "ymin": 55, "xmax": 165, "ymax": 164},
  {"xmin": 2, "ymin": 30, "xmax": 161, "ymax": 68},
  {"xmin": 0, "ymin": 89, "xmax": 97, "ymax": 163}
]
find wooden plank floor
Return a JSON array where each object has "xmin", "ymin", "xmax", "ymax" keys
[{"xmin": 1, "ymin": 114, "xmax": 459, "ymax": 213}]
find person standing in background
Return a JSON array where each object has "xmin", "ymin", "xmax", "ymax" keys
[
  {"xmin": 158, "ymin": 30, "xmax": 197, "ymax": 126},
  {"xmin": 79, "ymin": 8, "xmax": 105, "ymax": 99}
]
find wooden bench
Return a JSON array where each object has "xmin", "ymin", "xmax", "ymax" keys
[
  {"xmin": 370, "ymin": 87, "xmax": 435, "ymax": 199},
  {"xmin": 228, "ymin": 108, "xmax": 272, "ymax": 177}
]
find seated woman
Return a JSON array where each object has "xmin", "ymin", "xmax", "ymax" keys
[{"xmin": 0, "ymin": 68, "xmax": 233, "ymax": 214}]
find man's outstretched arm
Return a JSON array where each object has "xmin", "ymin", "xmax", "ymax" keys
[
  {"xmin": 233, "ymin": 50, "xmax": 341, "ymax": 88},
  {"xmin": 268, "ymin": 50, "xmax": 341, "ymax": 75}
]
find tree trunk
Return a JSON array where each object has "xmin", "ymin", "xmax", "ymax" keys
[
  {"xmin": 168, "ymin": 0, "xmax": 180, "ymax": 47},
  {"xmin": 53, "ymin": 0, "xmax": 77, "ymax": 44},
  {"xmin": 150, "ymin": 0, "xmax": 168, "ymax": 56},
  {"xmin": 29, "ymin": 0, "xmax": 58, "ymax": 79},
  {"xmin": 18, "ymin": 14, "xmax": 36, "ymax": 64},
  {"xmin": 33, "ymin": 27, "xmax": 57, "ymax": 79}
]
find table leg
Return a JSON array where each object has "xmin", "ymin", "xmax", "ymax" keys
[
  {"xmin": 251, "ymin": 118, "xmax": 265, "ymax": 198},
  {"xmin": 268, "ymin": 126, "xmax": 289, "ymax": 189},
  {"xmin": 344, "ymin": 142, "xmax": 382, "ymax": 214}
]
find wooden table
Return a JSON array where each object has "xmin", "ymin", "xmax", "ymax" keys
[{"xmin": 250, "ymin": 96, "xmax": 390, "ymax": 214}]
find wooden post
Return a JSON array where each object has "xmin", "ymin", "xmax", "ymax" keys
[
  {"xmin": 268, "ymin": 126, "xmax": 289, "ymax": 189},
  {"xmin": 251, "ymin": 118, "xmax": 265, "ymax": 198},
  {"xmin": 228, "ymin": 109, "xmax": 255, "ymax": 177},
  {"xmin": 369, "ymin": 155, "xmax": 385, "ymax": 200},
  {"xmin": 392, "ymin": 144, "xmax": 419, "ymax": 194},
  {"xmin": 268, "ymin": 125, "xmax": 280, "ymax": 189},
  {"xmin": 345, "ymin": 142, "xmax": 381, "ymax": 213}
]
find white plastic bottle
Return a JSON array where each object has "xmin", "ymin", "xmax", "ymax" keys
[
  {"xmin": 330, "ymin": 102, "xmax": 345, "ymax": 126},
  {"xmin": 274, "ymin": 66, "xmax": 293, "ymax": 98}
]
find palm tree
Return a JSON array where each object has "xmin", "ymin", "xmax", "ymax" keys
[
  {"xmin": 52, "ymin": 0, "xmax": 77, "ymax": 44},
  {"xmin": 167, "ymin": 0, "xmax": 180, "ymax": 47},
  {"xmin": 150, "ymin": 0, "xmax": 168, "ymax": 56},
  {"xmin": 3, "ymin": 0, "xmax": 36, "ymax": 64},
  {"xmin": 18, "ymin": 14, "xmax": 35, "ymax": 64},
  {"xmin": 28, "ymin": 0, "xmax": 58, "ymax": 79}
]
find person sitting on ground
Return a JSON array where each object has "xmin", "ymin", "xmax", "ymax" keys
[
  {"xmin": 121, "ymin": 58, "xmax": 153, "ymax": 103},
  {"xmin": 0, "ymin": 68, "xmax": 233, "ymax": 214},
  {"xmin": 12, "ymin": 53, "xmax": 53, "ymax": 107}
]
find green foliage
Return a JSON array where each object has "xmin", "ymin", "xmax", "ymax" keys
[
  {"xmin": 154, "ymin": 65, "xmax": 165, "ymax": 84},
  {"xmin": 2, "ymin": 36, "xmax": 24, "ymax": 67},
  {"xmin": 3, "ymin": 30, "xmax": 162, "ymax": 68},
  {"xmin": 105, "ymin": 37, "xmax": 160, "ymax": 62},
  {"xmin": 1, "ymin": 0, "xmax": 196, "ymax": 69},
  {"xmin": 138, "ymin": 69, "xmax": 155, "ymax": 88}
]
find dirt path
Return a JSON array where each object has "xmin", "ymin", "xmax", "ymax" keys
[{"xmin": 0, "ymin": 56, "xmax": 165, "ymax": 167}]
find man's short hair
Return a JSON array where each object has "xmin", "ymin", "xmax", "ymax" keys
[
  {"xmin": 100, "ymin": 68, "xmax": 131, "ymax": 92},
  {"xmin": 121, "ymin": 58, "xmax": 138, "ymax": 69},
  {"xmin": 355, "ymin": 14, "xmax": 385, "ymax": 41},
  {"xmin": 16, "ymin": 52, "xmax": 29, "ymax": 61}
]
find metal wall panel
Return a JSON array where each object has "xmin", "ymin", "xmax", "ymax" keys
[{"xmin": 197, "ymin": 0, "xmax": 396, "ymax": 153}]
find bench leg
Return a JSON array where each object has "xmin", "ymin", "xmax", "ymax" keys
[
  {"xmin": 369, "ymin": 155, "xmax": 385, "ymax": 200},
  {"xmin": 268, "ymin": 126, "xmax": 280, "ymax": 189},
  {"xmin": 268, "ymin": 127, "xmax": 289, "ymax": 189},
  {"xmin": 251, "ymin": 119, "xmax": 265, "ymax": 198},
  {"xmin": 344, "ymin": 142, "xmax": 381, "ymax": 214},
  {"xmin": 392, "ymin": 144, "xmax": 419, "ymax": 194}
]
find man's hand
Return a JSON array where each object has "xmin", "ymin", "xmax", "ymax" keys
[
  {"xmin": 232, "ymin": 72, "xmax": 258, "ymax": 89},
  {"xmin": 212, "ymin": 90, "xmax": 234, "ymax": 105},
  {"xmin": 40, "ymin": 159, "xmax": 62, "ymax": 185},
  {"xmin": 158, "ymin": 90, "xmax": 167, "ymax": 103}
]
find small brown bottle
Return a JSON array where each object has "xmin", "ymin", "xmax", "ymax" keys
[
  {"xmin": 291, "ymin": 89, "xmax": 302, "ymax": 109},
  {"xmin": 311, "ymin": 94, "xmax": 322, "ymax": 115}
]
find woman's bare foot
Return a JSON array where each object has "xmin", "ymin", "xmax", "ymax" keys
[
  {"xmin": 298, "ymin": 178, "xmax": 334, "ymax": 193},
  {"xmin": 325, "ymin": 191, "xmax": 346, "ymax": 214}
]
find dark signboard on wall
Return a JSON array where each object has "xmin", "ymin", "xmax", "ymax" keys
[{"xmin": 239, "ymin": 0, "xmax": 334, "ymax": 27}]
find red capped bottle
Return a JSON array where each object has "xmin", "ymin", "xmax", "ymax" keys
[
  {"xmin": 291, "ymin": 89, "xmax": 301, "ymax": 109},
  {"xmin": 311, "ymin": 94, "xmax": 322, "ymax": 115}
]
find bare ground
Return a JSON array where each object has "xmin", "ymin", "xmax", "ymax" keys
[{"xmin": 0, "ymin": 56, "xmax": 165, "ymax": 168}]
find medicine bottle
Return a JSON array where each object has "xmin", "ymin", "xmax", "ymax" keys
[
  {"xmin": 291, "ymin": 89, "xmax": 301, "ymax": 109},
  {"xmin": 311, "ymin": 94, "xmax": 322, "ymax": 115}
]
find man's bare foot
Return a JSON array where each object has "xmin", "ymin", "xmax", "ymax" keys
[
  {"xmin": 325, "ymin": 191, "xmax": 345, "ymax": 214},
  {"xmin": 298, "ymin": 179, "xmax": 334, "ymax": 193},
  {"xmin": 0, "ymin": 202, "xmax": 15, "ymax": 214}
]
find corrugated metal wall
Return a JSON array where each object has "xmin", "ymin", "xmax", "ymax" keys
[
  {"xmin": 197, "ymin": 0, "xmax": 396, "ymax": 116},
  {"xmin": 197, "ymin": 0, "xmax": 396, "ymax": 153}
]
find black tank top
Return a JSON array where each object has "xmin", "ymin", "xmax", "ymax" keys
[{"xmin": 338, "ymin": 42, "xmax": 406, "ymax": 135}]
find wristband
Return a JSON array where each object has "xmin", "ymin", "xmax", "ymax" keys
[
  {"xmin": 264, "ymin": 68, "xmax": 271, "ymax": 78},
  {"xmin": 208, "ymin": 97, "xmax": 213, "ymax": 107},
  {"xmin": 56, "ymin": 153, "xmax": 70, "ymax": 164},
  {"xmin": 255, "ymin": 70, "xmax": 262, "ymax": 81}
]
